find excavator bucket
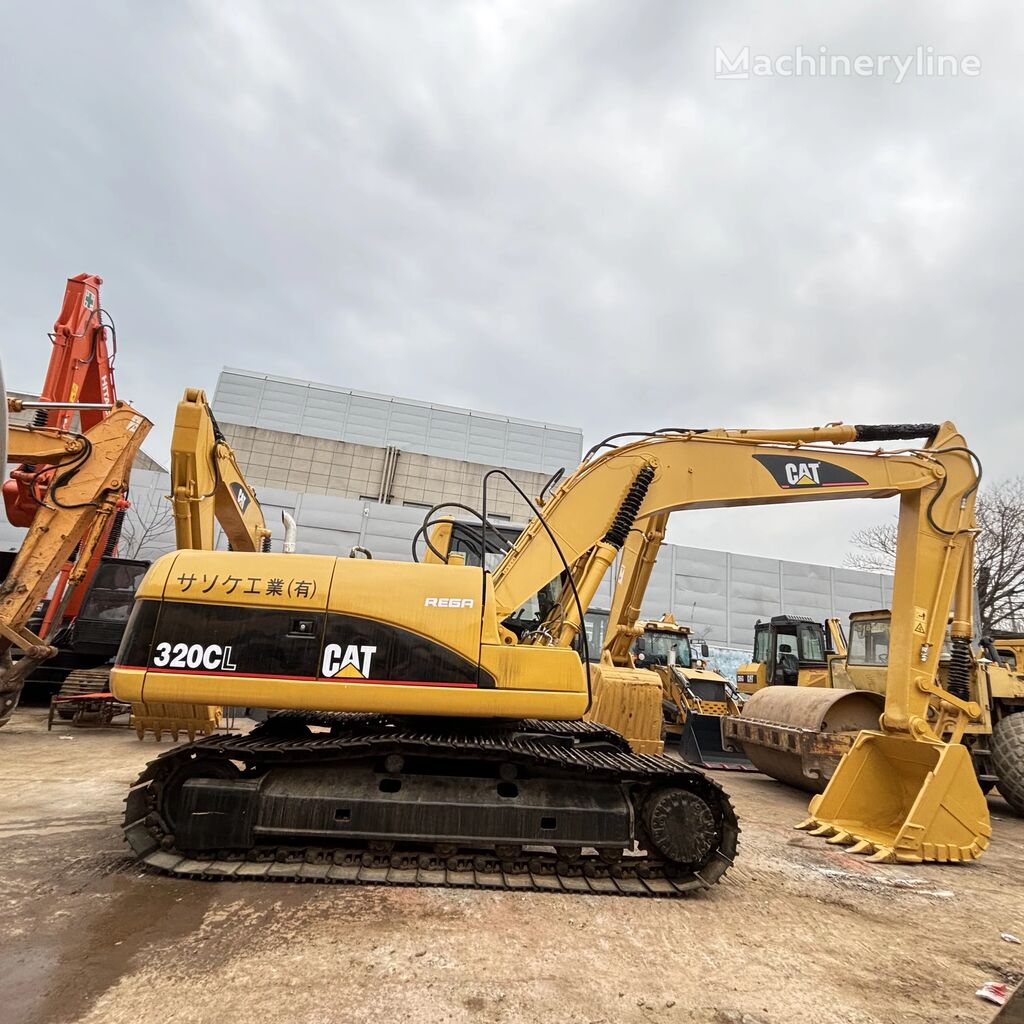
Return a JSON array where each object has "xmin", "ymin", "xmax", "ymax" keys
[
  {"xmin": 585, "ymin": 663, "xmax": 664, "ymax": 755},
  {"xmin": 797, "ymin": 731, "xmax": 991, "ymax": 863}
]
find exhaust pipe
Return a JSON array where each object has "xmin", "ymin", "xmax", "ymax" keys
[{"xmin": 281, "ymin": 511, "xmax": 297, "ymax": 553}]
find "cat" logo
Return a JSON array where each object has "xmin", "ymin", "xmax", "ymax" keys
[
  {"xmin": 321, "ymin": 643, "xmax": 376, "ymax": 679},
  {"xmin": 784, "ymin": 462, "xmax": 821, "ymax": 486}
]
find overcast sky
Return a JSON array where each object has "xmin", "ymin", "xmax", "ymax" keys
[{"xmin": 2, "ymin": 1, "xmax": 1019, "ymax": 566}]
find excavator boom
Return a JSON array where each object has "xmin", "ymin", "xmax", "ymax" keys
[{"xmin": 170, "ymin": 388, "xmax": 271, "ymax": 552}]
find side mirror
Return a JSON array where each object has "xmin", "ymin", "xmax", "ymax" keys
[{"xmin": 700, "ymin": 642, "xmax": 710, "ymax": 658}]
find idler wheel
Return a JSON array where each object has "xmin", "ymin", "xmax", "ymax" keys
[{"xmin": 643, "ymin": 787, "xmax": 716, "ymax": 864}]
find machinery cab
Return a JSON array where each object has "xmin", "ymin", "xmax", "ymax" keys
[
  {"xmin": 736, "ymin": 615, "xmax": 835, "ymax": 695},
  {"xmin": 430, "ymin": 520, "xmax": 524, "ymax": 570},
  {"xmin": 21, "ymin": 556, "xmax": 151, "ymax": 691},
  {"xmin": 633, "ymin": 613, "xmax": 709, "ymax": 669},
  {"xmin": 836, "ymin": 609, "xmax": 891, "ymax": 696},
  {"xmin": 989, "ymin": 631, "xmax": 1024, "ymax": 672},
  {"xmin": 840, "ymin": 613, "xmax": 1024, "ymax": 713},
  {"xmin": 64, "ymin": 557, "xmax": 151, "ymax": 657},
  {"xmin": 579, "ymin": 608, "xmax": 609, "ymax": 660}
]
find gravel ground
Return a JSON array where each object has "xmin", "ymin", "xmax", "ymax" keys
[{"xmin": 2, "ymin": 708, "xmax": 1022, "ymax": 1024}]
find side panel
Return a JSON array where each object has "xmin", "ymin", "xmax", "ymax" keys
[{"xmin": 112, "ymin": 551, "xmax": 588, "ymax": 719}]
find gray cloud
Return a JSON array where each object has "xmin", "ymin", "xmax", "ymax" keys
[{"xmin": 1, "ymin": 0, "xmax": 1018, "ymax": 564}]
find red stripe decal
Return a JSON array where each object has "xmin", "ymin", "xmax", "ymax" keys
[{"xmin": 119, "ymin": 665, "xmax": 478, "ymax": 688}]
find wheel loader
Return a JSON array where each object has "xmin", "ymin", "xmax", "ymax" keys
[
  {"xmin": 634, "ymin": 614, "xmax": 754, "ymax": 770},
  {"xmin": 589, "ymin": 507, "xmax": 755, "ymax": 770},
  {"xmin": 112, "ymin": 420, "xmax": 992, "ymax": 891}
]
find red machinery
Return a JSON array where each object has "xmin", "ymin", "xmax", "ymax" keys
[
  {"xmin": 4, "ymin": 273, "xmax": 117, "ymax": 525},
  {"xmin": 2, "ymin": 274, "xmax": 133, "ymax": 660}
]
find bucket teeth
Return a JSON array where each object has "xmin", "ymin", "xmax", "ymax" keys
[
  {"xmin": 809, "ymin": 823, "xmax": 836, "ymax": 837},
  {"xmin": 865, "ymin": 846, "xmax": 897, "ymax": 864},
  {"xmin": 794, "ymin": 818, "xmax": 817, "ymax": 832},
  {"xmin": 825, "ymin": 831, "xmax": 852, "ymax": 846},
  {"xmin": 846, "ymin": 839, "xmax": 875, "ymax": 855}
]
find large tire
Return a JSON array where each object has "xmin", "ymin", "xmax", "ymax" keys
[{"xmin": 992, "ymin": 712, "xmax": 1024, "ymax": 816}]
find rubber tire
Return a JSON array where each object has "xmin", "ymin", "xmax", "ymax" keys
[{"xmin": 992, "ymin": 712, "xmax": 1024, "ymax": 816}]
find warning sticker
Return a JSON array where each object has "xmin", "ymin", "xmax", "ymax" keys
[{"xmin": 913, "ymin": 607, "xmax": 928, "ymax": 636}]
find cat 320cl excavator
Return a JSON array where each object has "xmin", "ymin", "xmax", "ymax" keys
[{"xmin": 112, "ymin": 420, "xmax": 990, "ymax": 895}]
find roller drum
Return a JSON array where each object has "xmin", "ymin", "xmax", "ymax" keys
[{"xmin": 731, "ymin": 687, "xmax": 884, "ymax": 793}]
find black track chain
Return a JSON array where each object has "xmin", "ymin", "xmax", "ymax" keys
[{"xmin": 123, "ymin": 715, "xmax": 739, "ymax": 897}]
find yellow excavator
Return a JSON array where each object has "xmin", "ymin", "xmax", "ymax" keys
[
  {"xmin": 595, "ymin": 511, "xmax": 752, "ymax": 768},
  {"xmin": 131, "ymin": 387, "xmax": 275, "ymax": 740},
  {"xmin": 0, "ymin": 400, "xmax": 151, "ymax": 727},
  {"xmin": 112, "ymin": 420, "xmax": 989, "ymax": 894}
]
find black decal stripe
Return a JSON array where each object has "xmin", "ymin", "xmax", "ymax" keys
[
  {"xmin": 116, "ymin": 600, "xmax": 496, "ymax": 688},
  {"xmin": 753, "ymin": 453, "xmax": 869, "ymax": 489}
]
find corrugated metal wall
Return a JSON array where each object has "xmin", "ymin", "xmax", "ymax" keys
[{"xmin": 213, "ymin": 368, "xmax": 583, "ymax": 475}]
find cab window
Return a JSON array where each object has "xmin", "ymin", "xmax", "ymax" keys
[
  {"xmin": 774, "ymin": 632, "xmax": 798, "ymax": 663},
  {"xmin": 797, "ymin": 623, "xmax": 825, "ymax": 663},
  {"xmin": 753, "ymin": 628, "xmax": 772, "ymax": 664},
  {"xmin": 638, "ymin": 631, "xmax": 692, "ymax": 668},
  {"xmin": 997, "ymin": 649, "xmax": 1018, "ymax": 671},
  {"xmin": 848, "ymin": 618, "xmax": 890, "ymax": 666}
]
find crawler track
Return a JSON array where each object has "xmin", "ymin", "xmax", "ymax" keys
[{"xmin": 124, "ymin": 714, "xmax": 739, "ymax": 897}]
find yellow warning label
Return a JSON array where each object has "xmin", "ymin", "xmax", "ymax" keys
[
  {"xmin": 69, "ymin": 382, "xmax": 79, "ymax": 403},
  {"xmin": 913, "ymin": 606, "xmax": 928, "ymax": 636}
]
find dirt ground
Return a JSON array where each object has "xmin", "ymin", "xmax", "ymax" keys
[{"xmin": 2, "ymin": 708, "xmax": 1022, "ymax": 1024}]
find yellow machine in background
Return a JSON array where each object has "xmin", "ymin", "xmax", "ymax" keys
[
  {"xmin": 727, "ymin": 602, "xmax": 1024, "ymax": 815},
  {"xmin": 170, "ymin": 388, "xmax": 272, "ymax": 554},
  {"xmin": 113, "ymin": 420, "xmax": 990, "ymax": 892},
  {"xmin": 0, "ymin": 403, "xmax": 151, "ymax": 727},
  {"xmin": 735, "ymin": 616, "xmax": 847, "ymax": 694},
  {"xmin": 589, "ymin": 508, "xmax": 751, "ymax": 767},
  {"xmin": 634, "ymin": 614, "xmax": 751, "ymax": 769},
  {"xmin": 130, "ymin": 388, "xmax": 275, "ymax": 740}
]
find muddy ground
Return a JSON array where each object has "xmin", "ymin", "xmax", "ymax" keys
[{"xmin": 2, "ymin": 708, "xmax": 1022, "ymax": 1024}]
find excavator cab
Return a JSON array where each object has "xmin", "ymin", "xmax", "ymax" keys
[{"xmin": 736, "ymin": 616, "xmax": 834, "ymax": 694}]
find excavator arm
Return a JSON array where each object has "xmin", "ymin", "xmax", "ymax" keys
[
  {"xmin": 485, "ymin": 420, "xmax": 986, "ymax": 861},
  {"xmin": 0, "ymin": 403, "xmax": 151, "ymax": 724},
  {"xmin": 170, "ymin": 388, "xmax": 271, "ymax": 552}
]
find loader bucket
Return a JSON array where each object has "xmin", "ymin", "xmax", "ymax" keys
[
  {"xmin": 681, "ymin": 712, "xmax": 757, "ymax": 772},
  {"xmin": 798, "ymin": 731, "xmax": 991, "ymax": 863}
]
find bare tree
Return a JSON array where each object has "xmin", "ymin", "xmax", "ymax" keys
[
  {"xmin": 117, "ymin": 497, "xmax": 176, "ymax": 559},
  {"xmin": 846, "ymin": 477, "xmax": 1024, "ymax": 634}
]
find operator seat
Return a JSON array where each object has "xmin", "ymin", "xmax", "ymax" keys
[{"xmin": 774, "ymin": 644, "xmax": 801, "ymax": 685}]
